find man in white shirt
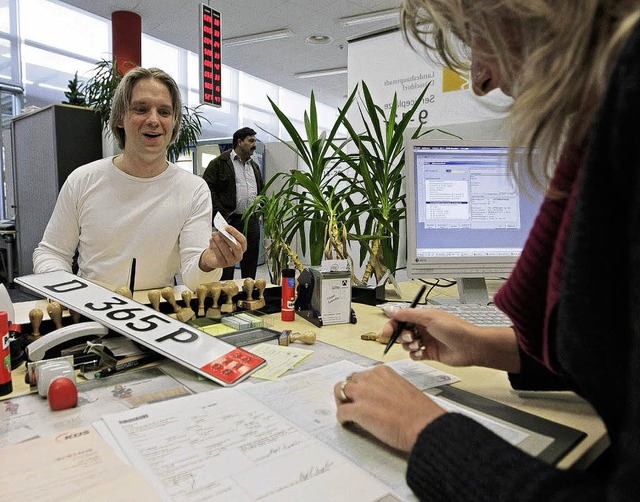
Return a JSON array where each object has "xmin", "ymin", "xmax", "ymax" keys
[
  {"xmin": 33, "ymin": 67, "xmax": 246, "ymax": 291},
  {"xmin": 202, "ymin": 127, "xmax": 264, "ymax": 280}
]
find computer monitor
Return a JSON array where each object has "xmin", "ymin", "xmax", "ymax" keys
[{"xmin": 405, "ymin": 138, "xmax": 544, "ymax": 304}]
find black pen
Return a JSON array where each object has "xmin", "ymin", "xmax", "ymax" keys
[
  {"xmin": 383, "ymin": 284, "xmax": 427, "ymax": 356},
  {"xmin": 129, "ymin": 257, "xmax": 137, "ymax": 293},
  {"xmin": 94, "ymin": 353, "xmax": 160, "ymax": 379}
]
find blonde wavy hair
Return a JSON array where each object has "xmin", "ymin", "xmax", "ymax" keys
[{"xmin": 401, "ymin": 0, "xmax": 640, "ymax": 185}]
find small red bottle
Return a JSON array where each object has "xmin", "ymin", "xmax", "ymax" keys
[
  {"xmin": 281, "ymin": 269, "xmax": 296, "ymax": 321},
  {"xmin": 0, "ymin": 311, "xmax": 12, "ymax": 396}
]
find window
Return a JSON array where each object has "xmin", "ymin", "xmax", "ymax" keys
[
  {"xmin": 0, "ymin": 0, "xmax": 19, "ymax": 86},
  {"xmin": 3, "ymin": 0, "xmax": 341, "ymax": 216},
  {"xmin": 20, "ymin": 0, "xmax": 108, "ymax": 60}
]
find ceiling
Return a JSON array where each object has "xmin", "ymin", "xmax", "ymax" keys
[{"xmin": 58, "ymin": 0, "xmax": 403, "ymax": 109}]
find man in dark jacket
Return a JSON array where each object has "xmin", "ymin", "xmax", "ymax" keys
[{"xmin": 202, "ymin": 127, "xmax": 264, "ymax": 279}]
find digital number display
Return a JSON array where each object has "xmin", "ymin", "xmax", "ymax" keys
[{"xmin": 200, "ymin": 4, "xmax": 221, "ymax": 107}]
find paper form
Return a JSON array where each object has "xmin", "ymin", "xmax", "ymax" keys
[
  {"xmin": 100, "ymin": 387, "xmax": 392, "ymax": 502},
  {"xmin": 247, "ymin": 343, "xmax": 313, "ymax": 380},
  {"xmin": 386, "ymin": 358, "xmax": 461, "ymax": 388},
  {"xmin": 0, "ymin": 426, "xmax": 161, "ymax": 501},
  {"xmin": 246, "ymin": 360, "xmax": 419, "ymax": 501},
  {"xmin": 0, "ymin": 367, "xmax": 191, "ymax": 448},
  {"xmin": 268, "ymin": 339, "xmax": 378, "ymax": 377},
  {"xmin": 96, "ymin": 360, "xmax": 531, "ymax": 502},
  {"xmin": 246, "ymin": 360, "xmax": 530, "ymax": 501}
]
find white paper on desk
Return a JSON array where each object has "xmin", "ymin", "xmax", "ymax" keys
[
  {"xmin": 245, "ymin": 360, "xmax": 531, "ymax": 501},
  {"xmin": 100, "ymin": 388, "xmax": 391, "ymax": 502},
  {"xmin": 248, "ymin": 342, "xmax": 313, "ymax": 380},
  {"xmin": 246, "ymin": 360, "xmax": 418, "ymax": 502},
  {"xmin": 0, "ymin": 425, "xmax": 161, "ymax": 501},
  {"xmin": 0, "ymin": 283, "xmax": 15, "ymax": 323},
  {"xmin": 0, "ymin": 367, "xmax": 191, "ymax": 448},
  {"xmin": 386, "ymin": 358, "xmax": 460, "ymax": 389}
]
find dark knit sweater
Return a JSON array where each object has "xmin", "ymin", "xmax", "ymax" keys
[
  {"xmin": 406, "ymin": 20, "xmax": 640, "ymax": 501},
  {"xmin": 495, "ymin": 147, "xmax": 582, "ymax": 381}
]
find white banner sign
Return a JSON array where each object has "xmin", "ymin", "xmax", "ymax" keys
[{"xmin": 347, "ymin": 29, "xmax": 511, "ymax": 130}]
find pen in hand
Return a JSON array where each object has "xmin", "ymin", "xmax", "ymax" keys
[{"xmin": 383, "ymin": 285, "xmax": 427, "ymax": 356}]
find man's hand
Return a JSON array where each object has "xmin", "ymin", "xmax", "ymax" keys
[{"xmin": 199, "ymin": 226, "xmax": 247, "ymax": 272}]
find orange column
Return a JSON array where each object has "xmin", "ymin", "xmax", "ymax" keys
[{"xmin": 111, "ymin": 11, "xmax": 141, "ymax": 73}]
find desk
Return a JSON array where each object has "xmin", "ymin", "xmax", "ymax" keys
[
  {"xmin": 268, "ymin": 296, "xmax": 608, "ymax": 470},
  {"xmin": 5, "ymin": 280, "xmax": 608, "ymax": 471}
]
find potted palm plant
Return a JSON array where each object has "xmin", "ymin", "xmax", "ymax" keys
[
  {"xmin": 337, "ymin": 81, "xmax": 459, "ymax": 284},
  {"xmin": 248, "ymin": 81, "xmax": 447, "ymax": 286},
  {"xmin": 244, "ymin": 190, "xmax": 304, "ymax": 283},
  {"xmin": 252, "ymin": 87, "xmax": 360, "ymax": 270}
]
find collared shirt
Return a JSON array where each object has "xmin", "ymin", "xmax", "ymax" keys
[{"xmin": 231, "ymin": 148, "xmax": 258, "ymax": 214}]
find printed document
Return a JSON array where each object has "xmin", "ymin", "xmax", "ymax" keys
[
  {"xmin": 97, "ymin": 359, "xmax": 530, "ymax": 501},
  {"xmin": 100, "ymin": 386, "xmax": 392, "ymax": 501},
  {"xmin": 0, "ymin": 426, "xmax": 161, "ymax": 501}
]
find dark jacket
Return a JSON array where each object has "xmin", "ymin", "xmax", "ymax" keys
[{"xmin": 202, "ymin": 149, "xmax": 264, "ymax": 221}]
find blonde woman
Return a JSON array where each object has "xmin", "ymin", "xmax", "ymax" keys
[{"xmin": 335, "ymin": 1, "xmax": 640, "ymax": 499}]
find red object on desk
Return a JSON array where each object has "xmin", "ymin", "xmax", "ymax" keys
[
  {"xmin": 0, "ymin": 311, "xmax": 11, "ymax": 396},
  {"xmin": 281, "ymin": 269, "xmax": 296, "ymax": 321},
  {"xmin": 48, "ymin": 377, "xmax": 78, "ymax": 411},
  {"xmin": 201, "ymin": 348, "xmax": 265, "ymax": 384}
]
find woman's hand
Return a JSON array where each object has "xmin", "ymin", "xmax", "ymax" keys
[
  {"xmin": 384, "ymin": 308, "xmax": 520, "ymax": 372},
  {"xmin": 199, "ymin": 226, "xmax": 247, "ymax": 271},
  {"xmin": 334, "ymin": 365, "xmax": 445, "ymax": 452}
]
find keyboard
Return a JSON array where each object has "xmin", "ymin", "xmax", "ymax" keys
[{"xmin": 381, "ymin": 302, "xmax": 512, "ymax": 327}]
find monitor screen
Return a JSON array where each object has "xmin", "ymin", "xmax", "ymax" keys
[{"xmin": 405, "ymin": 138, "xmax": 544, "ymax": 304}]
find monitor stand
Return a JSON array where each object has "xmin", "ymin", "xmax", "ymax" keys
[{"xmin": 429, "ymin": 277, "xmax": 489, "ymax": 306}]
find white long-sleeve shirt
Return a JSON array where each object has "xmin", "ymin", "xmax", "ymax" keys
[{"xmin": 33, "ymin": 157, "xmax": 221, "ymax": 291}]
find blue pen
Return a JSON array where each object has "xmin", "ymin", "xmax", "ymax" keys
[{"xmin": 383, "ymin": 285, "xmax": 427, "ymax": 356}]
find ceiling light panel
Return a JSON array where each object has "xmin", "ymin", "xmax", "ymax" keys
[
  {"xmin": 294, "ymin": 67, "xmax": 348, "ymax": 79},
  {"xmin": 340, "ymin": 9, "xmax": 400, "ymax": 27},
  {"xmin": 223, "ymin": 29, "xmax": 293, "ymax": 48}
]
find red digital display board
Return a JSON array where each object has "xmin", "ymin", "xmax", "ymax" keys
[{"xmin": 200, "ymin": 4, "xmax": 221, "ymax": 107}]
